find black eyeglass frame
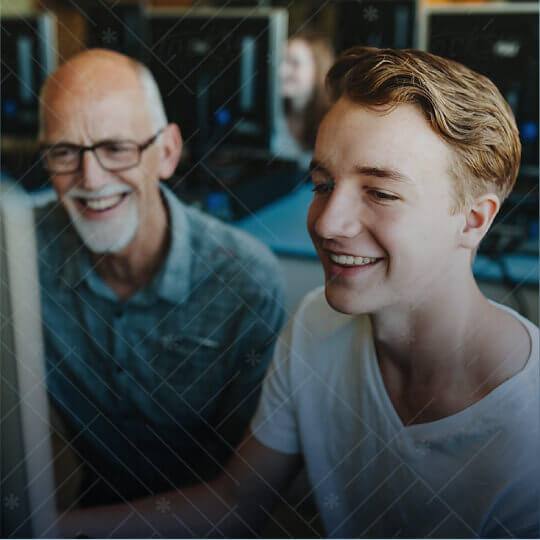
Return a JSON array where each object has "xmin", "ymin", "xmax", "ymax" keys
[{"xmin": 40, "ymin": 127, "xmax": 166, "ymax": 174}]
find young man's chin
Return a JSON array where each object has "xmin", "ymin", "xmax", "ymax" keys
[{"xmin": 324, "ymin": 285, "xmax": 371, "ymax": 316}]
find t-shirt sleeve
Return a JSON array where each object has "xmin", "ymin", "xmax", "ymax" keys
[{"xmin": 250, "ymin": 322, "xmax": 301, "ymax": 454}]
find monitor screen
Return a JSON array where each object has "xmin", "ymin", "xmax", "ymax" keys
[
  {"xmin": 85, "ymin": 2, "xmax": 147, "ymax": 61},
  {"xmin": 147, "ymin": 7, "xmax": 287, "ymax": 160},
  {"xmin": 334, "ymin": 0, "xmax": 416, "ymax": 53},
  {"xmin": 0, "ymin": 180, "xmax": 58, "ymax": 538},
  {"xmin": 423, "ymin": 5, "xmax": 539, "ymax": 175},
  {"xmin": 1, "ymin": 14, "xmax": 57, "ymax": 137}
]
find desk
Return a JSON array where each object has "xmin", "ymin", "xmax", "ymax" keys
[{"xmin": 235, "ymin": 184, "xmax": 539, "ymax": 286}]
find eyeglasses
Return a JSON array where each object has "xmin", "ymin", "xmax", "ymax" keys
[{"xmin": 40, "ymin": 128, "xmax": 165, "ymax": 174}]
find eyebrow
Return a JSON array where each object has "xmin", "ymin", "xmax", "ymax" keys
[
  {"xmin": 353, "ymin": 165, "xmax": 415, "ymax": 185},
  {"xmin": 309, "ymin": 159, "xmax": 414, "ymax": 185},
  {"xmin": 309, "ymin": 159, "xmax": 332, "ymax": 176}
]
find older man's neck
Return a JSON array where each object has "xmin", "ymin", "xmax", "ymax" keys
[{"xmin": 91, "ymin": 200, "xmax": 170, "ymax": 301}]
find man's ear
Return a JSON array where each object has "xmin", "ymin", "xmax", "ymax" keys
[
  {"xmin": 459, "ymin": 193, "xmax": 500, "ymax": 250},
  {"xmin": 157, "ymin": 123, "xmax": 182, "ymax": 180}
]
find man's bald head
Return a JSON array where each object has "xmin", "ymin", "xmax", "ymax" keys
[{"xmin": 39, "ymin": 49, "xmax": 167, "ymax": 139}]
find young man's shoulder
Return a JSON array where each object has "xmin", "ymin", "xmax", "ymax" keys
[
  {"xmin": 487, "ymin": 301, "xmax": 539, "ymax": 378},
  {"xmin": 283, "ymin": 286, "xmax": 371, "ymax": 378}
]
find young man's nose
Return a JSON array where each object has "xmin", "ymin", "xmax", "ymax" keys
[
  {"xmin": 314, "ymin": 188, "xmax": 363, "ymax": 239},
  {"xmin": 79, "ymin": 151, "xmax": 110, "ymax": 190}
]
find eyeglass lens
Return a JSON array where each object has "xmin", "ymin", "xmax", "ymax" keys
[{"xmin": 45, "ymin": 142, "xmax": 140, "ymax": 173}]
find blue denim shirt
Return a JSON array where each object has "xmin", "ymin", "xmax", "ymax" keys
[{"xmin": 35, "ymin": 184, "xmax": 285, "ymax": 501}]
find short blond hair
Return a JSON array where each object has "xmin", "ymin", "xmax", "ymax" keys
[{"xmin": 326, "ymin": 47, "xmax": 521, "ymax": 212}]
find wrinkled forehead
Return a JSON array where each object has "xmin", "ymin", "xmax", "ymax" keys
[{"xmin": 42, "ymin": 62, "xmax": 151, "ymax": 141}]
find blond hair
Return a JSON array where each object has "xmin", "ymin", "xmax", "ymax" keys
[{"xmin": 326, "ymin": 47, "xmax": 521, "ymax": 211}]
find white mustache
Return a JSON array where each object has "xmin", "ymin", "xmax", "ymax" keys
[{"xmin": 66, "ymin": 184, "xmax": 133, "ymax": 200}]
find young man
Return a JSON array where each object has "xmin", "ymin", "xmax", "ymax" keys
[{"xmin": 61, "ymin": 47, "xmax": 538, "ymax": 538}]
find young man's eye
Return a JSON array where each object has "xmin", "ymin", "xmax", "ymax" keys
[
  {"xmin": 312, "ymin": 182, "xmax": 334, "ymax": 195},
  {"xmin": 369, "ymin": 190, "xmax": 399, "ymax": 201}
]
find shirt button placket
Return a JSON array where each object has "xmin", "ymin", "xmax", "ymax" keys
[{"xmin": 112, "ymin": 307, "xmax": 129, "ymax": 420}]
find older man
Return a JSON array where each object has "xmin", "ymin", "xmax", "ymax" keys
[{"xmin": 37, "ymin": 49, "xmax": 285, "ymax": 506}]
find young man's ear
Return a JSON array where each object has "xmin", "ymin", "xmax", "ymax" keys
[
  {"xmin": 157, "ymin": 123, "xmax": 183, "ymax": 180},
  {"xmin": 459, "ymin": 193, "xmax": 500, "ymax": 250}
]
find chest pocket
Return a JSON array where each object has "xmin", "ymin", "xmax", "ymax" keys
[{"xmin": 141, "ymin": 334, "xmax": 227, "ymax": 428}]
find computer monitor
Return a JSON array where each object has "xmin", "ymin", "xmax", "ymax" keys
[
  {"xmin": 0, "ymin": 180, "xmax": 58, "ymax": 538},
  {"xmin": 1, "ymin": 13, "xmax": 57, "ymax": 137},
  {"xmin": 419, "ymin": 3, "xmax": 539, "ymax": 177},
  {"xmin": 147, "ymin": 7, "xmax": 288, "ymax": 161},
  {"xmin": 334, "ymin": 0, "xmax": 417, "ymax": 53},
  {"xmin": 85, "ymin": 1, "xmax": 147, "ymax": 61}
]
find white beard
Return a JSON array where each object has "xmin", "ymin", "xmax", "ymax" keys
[{"xmin": 64, "ymin": 186, "xmax": 139, "ymax": 254}]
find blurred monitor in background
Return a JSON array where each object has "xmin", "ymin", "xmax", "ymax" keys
[
  {"xmin": 1, "ymin": 13, "xmax": 57, "ymax": 137},
  {"xmin": 147, "ymin": 7, "xmax": 287, "ymax": 164},
  {"xmin": 422, "ymin": 3, "xmax": 539, "ymax": 178},
  {"xmin": 335, "ymin": 0, "xmax": 417, "ymax": 53},
  {"xmin": 275, "ymin": 29, "xmax": 335, "ymax": 170},
  {"xmin": 85, "ymin": 1, "xmax": 147, "ymax": 61},
  {"xmin": 0, "ymin": 180, "xmax": 58, "ymax": 539}
]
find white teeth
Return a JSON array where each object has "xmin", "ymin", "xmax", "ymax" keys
[
  {"xmin": 83, "ymin": 194, "xmax": 123, "ymax": 211},
  {"xmin": 330, "ymin": 253, "xmax": 378, "ymax": 266}
]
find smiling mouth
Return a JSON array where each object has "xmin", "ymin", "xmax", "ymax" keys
[
  {"xmin": 329, "ymin": 253, "xmax": 383, "ymax": 267},
  {"xmin": 77, "ymin": 192, "xmax": 129, "ymax": 212}
]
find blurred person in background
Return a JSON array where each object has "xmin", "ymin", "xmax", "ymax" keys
[{"xmin": 275, "ymin": 29, "xmax": 335, "ymax": 170}]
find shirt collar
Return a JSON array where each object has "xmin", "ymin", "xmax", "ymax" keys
[
  {"xmin": 57, "ymin": 183, "xmax": 192, "ymax": 305},
  {"xmin": 153, "ymin": 183, "xmax": 192, "ymax": 304}
]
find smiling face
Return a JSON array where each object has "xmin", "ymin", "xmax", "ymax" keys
[
  {"xmin": 41, "ymin": 53, "xmax": 168, "ymax": 254},
  {"xmin": 308, "ymin": 98, "xmax": 467, "ymax": 315}
]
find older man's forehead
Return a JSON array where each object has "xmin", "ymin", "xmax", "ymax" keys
[
  {"xmin": 43, "ymin": 87, "xmax": 151, "ymax": 143},
  {"xmin": 43, "ymin": 61, "xmax": 150, "ymax": 134},
  {"xmin": 46, "ymin": 57, "xmax": 141, "ymax": 99}
]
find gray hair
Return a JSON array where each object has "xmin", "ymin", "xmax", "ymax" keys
[
  {"xmin": 135, "ymin": 63, "xmax": 168, "ymax": 132},
  {"xmin": 38, "ymin": 60, "xmax": 168, "ymax": 139}
]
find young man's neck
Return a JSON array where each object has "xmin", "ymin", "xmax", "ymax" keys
[
  {"xmin": 91, "ymin": 196, "xmax": 170, "ymax": 300},
  {"xmin": 370, "ymin": 272, "xmax": 530, "ymax": 424}
]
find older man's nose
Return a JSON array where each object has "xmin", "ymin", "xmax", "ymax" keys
[{"xmin": 79, "ymin": 150, "xmax": 109, "ymax": 190}]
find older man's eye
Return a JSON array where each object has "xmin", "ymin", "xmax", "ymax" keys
[
  {"xmin": 50, "ymin": 146, "xmax": 77, "ymax": 159},
  {"xmin": 312, "ymin": 182, "xmax": 334, "ymax": 194},
  {"xmin": 105, "ymin": 142, "xmax": 132, "ymax": 154}
]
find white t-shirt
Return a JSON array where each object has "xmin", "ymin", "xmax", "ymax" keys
[{"xmin": 251, "ymin": 287, "xmax": 539, "ymax": 538}]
